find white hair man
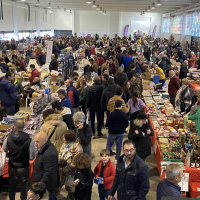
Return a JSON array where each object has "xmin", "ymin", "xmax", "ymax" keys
[
  {"xmin": 156, "ymin": 164, "xmax": 183, "ymax": 200},
  {"xmin": 49, "ymin": 53, "xmax": 58, "ymax": 72}
]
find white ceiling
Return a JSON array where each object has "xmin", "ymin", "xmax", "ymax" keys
[{"xmin": 15, "ymin": 0, "xmax": 200, "ymax": 13}]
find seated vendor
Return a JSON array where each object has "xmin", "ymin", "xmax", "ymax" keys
[
  {"xmin": 29, "ymin": 64, "xmax": 39, "ymax": 85},
  {"xmin": 153, "ymin": 64, "xmax": 166, "ymax": 86}
]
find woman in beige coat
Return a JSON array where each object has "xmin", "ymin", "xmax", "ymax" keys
[{"xmin": 40, "ymin": 109, "xmax": 68, "ymax": 153}]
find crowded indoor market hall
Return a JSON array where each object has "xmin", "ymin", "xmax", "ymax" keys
[{"xmin": 2, "ymin": 0, "xmax": 200, "ymax": 200}]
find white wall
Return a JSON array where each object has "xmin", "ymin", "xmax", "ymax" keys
[
  {"xmin": 0, "ymin": 5, "xmax": 13, "ymax": 31},
  {"xmin": 120, "ymin": 12, "xmax": 162, "ymax": 38},
  {"xmin": 54, "ymin": 10, "xmax": 72, "ymax": 30},
  {"xmin": 74, "ymin": 11, "xmax": 119, "ymax": 38},
  {"xmin": 39, "ymin": 11, "xmax": 51, "ymax": 30}
]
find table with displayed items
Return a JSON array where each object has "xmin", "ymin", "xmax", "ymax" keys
[{"xmin": 189, "ymin": 82, "xmax": 200, "ymax": 91}]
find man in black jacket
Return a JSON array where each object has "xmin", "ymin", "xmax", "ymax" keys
[
  {"xmin": 116, "ymin": 50, "xmax": 124, "ymax": 67},
  {"xmin": 108, "ymin": 140, "xmax": 150, "ymax": 200},
  {"xmin": 33, "ymin": 131, "xmax": 58, "ymax": 200},
  {"xmin": 86, "ymin": 76, "xmax": 104, "ymax": 137},
  {"xmin": 2, "ymin": 120, "xmax": 35, "ymax": 200},
  {"xmin": 114, "ymin": 67, "xmax": 128, "ymax": 87},
  {"xmin": 49, "ymin": 54, "xmax": 58, "ymax": 72}
]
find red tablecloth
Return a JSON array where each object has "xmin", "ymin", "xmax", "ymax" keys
[
  {"xmin": 190, "ymin": 182, "xmax": 200, "ymax": 198},
  {"xmin": 3, "ymin": 159, "xmax": 35, "ymax": 178},
  {"xmin": 189, "ymin": 83, "xmax": 200, "ymax": 91}
]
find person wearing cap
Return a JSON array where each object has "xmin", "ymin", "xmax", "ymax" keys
[
  {"xmin": 128, "ymin": 112, "xmax": 154, "ymax": 161},
  {"xmin": 86, "ymin": 76, "xmax": 104, "ymax": 137},
  {"xmin": 39, "ymin": 50, "xmax": 46, "ymax": 66}
]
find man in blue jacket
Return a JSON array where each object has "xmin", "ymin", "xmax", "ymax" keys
[
  {"xmin": 157, "ymin": 164, "xmax": 183, "ymax": 200},
  {"xmin": 0, "ymin": 72, "xmax": 23, "ymax": 115},
  {"xmin": 123, "ymin": 52, "xmax": 133, "ymax": 72},
  {"xmin": 57, "ymin": 89, "xmax": 73, "ymax": 116}
]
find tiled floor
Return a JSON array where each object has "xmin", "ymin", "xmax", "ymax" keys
[{"xmin": 0, "ymin": 125, "xmax": 160, "ymax": 200}]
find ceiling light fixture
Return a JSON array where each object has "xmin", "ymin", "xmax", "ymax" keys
[
  {"xmin": 36, "ymin": 0, "xmax": 40, "ymax": 5},
  {"xmin": 147, "ymin": 6, "xmax": 151, "ymax": 11},
  {"xmin": 21, "ymin": 0, "xmax": 26, "ymax": 1},
  {"xmin": 64, "ymin": 8, "xmax": 66, "ymax": 11},
  {"xmin": 57, "ymin": 6, "xmax": 60, "ymax": 10},
  {"xmin": 151, "ymin": 3, "xmax": 155, "ymax": 9},
  {"xmin": 100, "ymin": 7, "xmax": 103, "ymax": 12},
  {"xmin": 156, "ymin": 0, "xmax": 161, "ymax": 6},
  {"xmin": 48, "ymin": 3, "xmax": 51, "ymax": 8},
  {"xmin": 96, "ymin": 5, "xmax": 100, "ymax": 10},
  {"xmin": 70, "ymin": 10, "xmax": 72, "ymax": 14},
  {"xmin": 142, "ymin": 11, "xmax": 145, "ymax": 15},
  {"xmin": 102, "ymin": 10, "xmax": 105, "ymax": 14},
  {"xmin": 104, "ymin": 11, "xmax": 107, "ymax": 15},
  {"xmin": 92, "ymin": 1, "xmax": 96, "ymax": 7},
  {"xmin": 86, "ymin": 0, "xmax": 92, "ymax": 3}
]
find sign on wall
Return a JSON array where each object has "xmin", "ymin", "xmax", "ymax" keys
[{"xmin": 46, "ymin": 41, "xmax": 53, "ymax": 64}]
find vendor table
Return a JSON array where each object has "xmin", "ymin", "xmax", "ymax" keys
[{"xmin": 189, "ymin": 83, "xmax": 200, "ymax": 91}]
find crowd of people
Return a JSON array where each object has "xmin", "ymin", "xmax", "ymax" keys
[{"xmin": 0, "ymin": 34, "xmax": 198, "ymax": 200}]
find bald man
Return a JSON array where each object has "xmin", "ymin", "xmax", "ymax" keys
[
  {"xmin": 168, "ymin": 70, "xmax": 180, "ymax": 107},
  {"xmin": 2, "ymin": 119, "xmax": 35, "ymax": 200},
  {"xmin": 33, "ymin": 131, "xmax": 58, "ymax": 200},
  {"xmin": 186, "ymin": 87, "xmax": 200, "ymax": 113}
]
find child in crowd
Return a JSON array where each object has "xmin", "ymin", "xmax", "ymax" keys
[
  {"xmin": 0, "ymin": 147, "xmax": 6, "ymax": 193},
  {"xmin": 27, "ymin": 182, "xmax": 46, "ymax": 200},
  {"xmin": 94, "ymin": 149, "xmax": 116, "ymax": 200},
  {"xmin": 73, "ymin": 153, "xmax": 94, "ymax": 200}
]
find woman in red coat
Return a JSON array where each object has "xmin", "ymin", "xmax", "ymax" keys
[
  {"xmin": 29, "ymin": 64, "xmax": 39, "ymax": 85},
  {"xmin": 94, "ymin": 149, "xmax": 116, "ymax": 200},
  {"xmin": 91, "ymin": 45, "xmax": 95, "ymax": 55}
]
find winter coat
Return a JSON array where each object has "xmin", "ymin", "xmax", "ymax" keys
[
  {"xmin": 60, "ymin": 107, "xmax": 73, "ymax": 129},
  {"xmin": 179, "ymin": 64, "xmax": 189, "ymax": 80},
  {"xmin": 80, "ymin": 86, "xmax": 89, "ymax": 106},
  {"xmin": 92, "ymin": 61, "xmax": 99, "ymax": 73},
  {"xmin": 101, "ymin": 83, "xmax": 118, "ymax": 111},
  {"xmin": 86, "ymin": 82, "xmax": 104, "ymax": 111},
  {"xmin": 128, "ymin": 120, "xmax": 154, "ymax": 159},
  {"xmin": 159, "ymin": 60, "xmax": 166, "ymax": 74},
  {"xmin": 166, "ymin": 56, "xmax": 171, "ymax": 71},
  {"xmin": 188, "ymin": 106, "xmax": 200, "ymax": 136},
  {"xmin": 33, "ymin": 140, "xmax": 58, "ymax": 191},
  {"xmin": 49, "ymin": 58, "xmax": 58, "ymax": 72},
  {"xmin": 74, "ymin": 167, "xmax": 94, "ymax": 200},
  {"xmin": 39, "ymin": 54, "xmax": 46, "ymax": 66},
  {"xmin": 58, "ymin": 139, "xmax": 83, "ymax": 188},
  {"xmin": 107, "ymin": 95, "xmax": 129, "ymax": 113},
  {"xmin": 168, "ymin": 75, "xmax": 180, "ymax": 97},
  {"xmin": 94, "ymin": 159, "xmax": 116, "ymax": 190},
  {"xmin": 123, "ymin": 55, "xmax": 133, "ymax": 69},
  {"xmin": 75, "ymin": 123, "xmax": 93, "ymax": 158},
  {"xmin": 66, "ymin": 85, "xmax": 80, "ymax": 108},
  {"xmin": 116, "ymin": 53, "xmax": 124, "ymax": 66},
  {"xmin": 29, "ymin": 69, "xmax": 39, "ymax": 85},
  {"xmin": 123, "ymin": 90, "xmax": 131, "ymax": 103},
  {"xmin": 40, "ymin": 114, "xmax": 68, "ymax": 153},
  {"xmin": 114, "ymin": 72, "xmax": 128, "ymax": 87},
  {"xmin": 0, "ymin": 63, "xmax": 9, "ymax": 71},
  {"xmin": 0, "ymin": 79, "xmax": 22, "ymax": 107},
  {"xmin": 109, "ymin": 154, "xmax": 149, "ymax": 200},
  {"xmin": 75, "ymin": 76, "xmax": 84, "ymax": 95},
  {"xmin": 61, "ymin": 96, "xmax": 73, "ymax": 116}
]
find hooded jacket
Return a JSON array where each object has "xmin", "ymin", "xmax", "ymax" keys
[
  {"xmin": 7, "ymin": 131, "xmax": 31, "ymax": 168},
  {"xmin": 60, "ymin": 107, "xmax": 73, "ymax": 129},
  {"xmin": 0, "ymin": 79, "xmax": 22, "ymax": 107},
  {"xmin": 101, "ymin": 83, "xmax": 118, "ymax": 111},
  {"xmin": 40, "ymin": 114, "xmax": 68, "ymax": 153},
  {"xmin": 123, "ymin": 55, "xmax": 133, "ymax": 68}
]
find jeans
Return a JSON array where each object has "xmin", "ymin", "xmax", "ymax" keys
[
  {"xmin": 106, "ymin": 133, "xmax": 124, "ymax": 160},
  {"xmin": 90, "ymin": 109, "xmax": 102, "ymax": 136},
  {"xmin": 170, "ymin": 96, "xmax": 176, "ymax": 108},
  {"xmin": 9, "ymin": 167, "xmax": 29, "ymax": 200},
  {"xmin": 159, "ymin": 79, "xmax": 166, "ymax": 86},
  {"xmin": 49, "ymin": 191, "xmax": 57, "ymax": 200},
  {"xmin": 98, "ymin": 184, "xmax": 110, "ymax": 200}
]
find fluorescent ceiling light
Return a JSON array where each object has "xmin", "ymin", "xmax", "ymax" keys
[
  {"xmin": 86, "ymin": 1, "xmax": 92, "ymax": 3},
  {"xmin": 21, "ymin": 0, "xmax": 26, "ymax": 1},
  {"xmin": 92, "ymin": 1, "xmax": 96, "ymax": 7},
  {"xmin": 151, "ymin": 3, "xmax": 155, "ymax": 9},
  {"xmin": 48, "ymin": 3, "xmax": 51, "ymax": 8},
  {"xmin": 156, "ymin": 0, "xmax": 161, "ymax": 6},
  {"xmin": 147, "ymin": 6, "xmax": 151, "ymax": 11},
  {"xmin": 36, "ymin": 0, "xmax": 40, "ymax": 5}
]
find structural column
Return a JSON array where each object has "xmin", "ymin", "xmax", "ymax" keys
[
  {"xmin": 181, "ymin": 11, "xmax": 187, "ymax": 45},
  {"xmin": 12, "ymin": 2, "xmax": 18, "ymax": 40},
  {"xmin": 72, "ymin": 10, "xmax": 75, "ymax": 36},
  {"xmin": 118, "ymin": 12, "xmax": 122, "ymax": 38},
  {"xmin": 50, "ymin": 11, "xmax": 54, "ymax": 36},
  {"xmin": 35, "ymin": 8, "xmax": 40, "ymax": 36}
]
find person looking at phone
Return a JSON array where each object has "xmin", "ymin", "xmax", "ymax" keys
[{"xmin": 73, "ymin": 112, "xmax": 93, "ymax": 158}]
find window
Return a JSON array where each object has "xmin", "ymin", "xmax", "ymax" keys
[
  {"xmin": 163, "ymin": 17, "xmax": 170, "ymax": 33},
  {"xmin": 172, "ymin": 15, "xmax": 183, "ymax": 34},
  {"xmin": 186, "ymin": 11, "xmax": 200, "ymax": 36}
]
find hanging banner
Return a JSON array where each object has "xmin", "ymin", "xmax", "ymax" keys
[
  {"xmin": 28, "ymin": 5, "xmax": 30, "ymax": 21},
  {"xmin": 152, "ymin": 25, "xmax": 157, "ymax": 39},
  {"xmin": 123, "ymin": 25, "xmax": 129, "ymax": 37},
  {"xmin": 46, "ymin": 41, "xmax": 53, "ymax": 64},
  {"xmin": 0, "ymin": 0, "xmax": 3, "ymax": 20},
  {"xmin": 103, "ymin": 34, "xmax": 107, "ymax": 37}
]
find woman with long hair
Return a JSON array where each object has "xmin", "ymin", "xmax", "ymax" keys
[
  {"xmin": 122, "ymin": 80, "xmax": 131, "ymax": 103},
  {"xmin": 127, "ymin": 90, "xmax": 146, "ymax": 121},
  {"xmin": 83, "ymin": 72, "xmax": 93, "ymax": 86}
]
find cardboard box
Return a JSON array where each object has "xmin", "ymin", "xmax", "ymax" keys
[
  {"xmin": 0, "ymin": 124, "xmax": 12, "ymax": 130},
  {"xmin": 15, "ymin": 111, "xmax": 30, "ymax": 121},
  {"xmin": 142, "ymin": 80, "xmax": 151, "ymax": 85},
  {"xmin": 143, "ymin": 85, "xmax": 151, "ymax": 90},
  {"xmin": 49, "ymin": 85, "xmax": 60, "ymax": 93},
  {"xmin": 32, "ymin": 92, "xmax": 39, "ymax": 102},
  {"xmin": 144, "ymin": 72, "xmax": 158, "ymax": 80},
  {"xmin": 51, "ymin": 75, "xmax": 58, "ymax": 83}
]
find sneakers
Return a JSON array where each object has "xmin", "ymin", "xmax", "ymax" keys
[{"xmin": 115, "ymin": 160, "xmax": 117, "ymax": 165}]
